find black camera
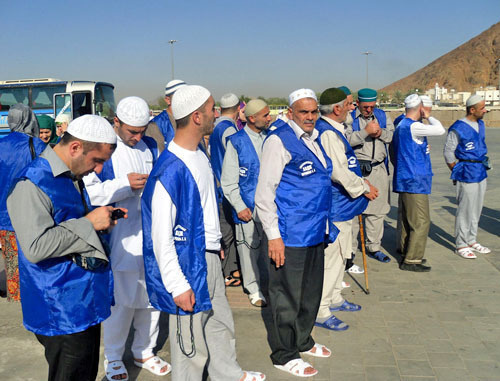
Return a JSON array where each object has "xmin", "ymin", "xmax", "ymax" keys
[{"xmin": 111, "ymin": 209, "xmax": 126, "ymax": 220}]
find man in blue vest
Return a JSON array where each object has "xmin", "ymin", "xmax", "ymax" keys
[
  {"xmin": 147, "ymin": 79, "xmax": 187, "ymax": 151},
  {"xmin": 315, "ymin": 88, "xmax": 378, "ymax": 330},
  {"xmin": 346, "ymin": 88, "xmax": 394, "ymax": 263},
  {"xmin": 7, "ymin": 115, "xmax": 122, "ymax": 381},
  {"xmin": 142, "ymin": 85, "xmax": 265, "ymax": 381},
  {"xmin": 255, "ymin": 88, "xmax": 335, "ymax": 378},
  {"xmin": 221, "ymin": 99, "xmax": 271, "ymax": 307},
  {"xmin": 393, "ymin": 94, "xmax": 445, "ymax": 271},
  {"xmin": 444, "ymin": 94, "xmax": 490, "ymax": 259},
  {"xmin": 209, "ymin": 92, "xmax": 242, "ymax": 286},
  {"xmin": 84, "ymin": 97, "xmax": 170, "ymax": 380}
]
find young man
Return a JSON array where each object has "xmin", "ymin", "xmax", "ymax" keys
[{"xmin": 142, "ymin": 85, "xmax": 265, "ymax": 381}]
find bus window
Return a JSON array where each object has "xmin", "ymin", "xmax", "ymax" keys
[
  {"xmin": 54, "ymin": 94, "xmax": 72, "ymax": 121},
  {"xmin": 0, "ymin": 87, "xmax": 29, "ymax": 111},
  {"xmin": 94, "ymin": 84, "xmax": 116, "ymax": 120},
  {"xmin": 32, "ymin": 85, "xmax": 66, "ymax": 110},
  {"xmin": 72, "ymin": 92, "xmax": 92, "ymax": 118}
]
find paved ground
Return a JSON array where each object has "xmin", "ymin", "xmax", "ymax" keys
[{"xmin": 1, "ymin": 128, "xmax": 499, "ymax": 380}]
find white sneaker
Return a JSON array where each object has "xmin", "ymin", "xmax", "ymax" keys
[{"xmin": 347, "ymin": 264, "xmax": 364, "ymax": 274}]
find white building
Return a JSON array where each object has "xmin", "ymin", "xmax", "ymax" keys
[{"xmin": 475, "ymin": 86, "xmax": 500, "ymax": 106}]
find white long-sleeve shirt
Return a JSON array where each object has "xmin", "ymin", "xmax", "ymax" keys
[
  {"xmin": 409, "ymin": 116, "xmax": 445, "ymax": 142},
  {"xmin": 151, "ymin": 141, "xmax": 222, "ymax": 298}
]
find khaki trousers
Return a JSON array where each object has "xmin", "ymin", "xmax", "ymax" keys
[{"xmin": 399, "ymin": 193, "xmax": 430, "ymax": 264}]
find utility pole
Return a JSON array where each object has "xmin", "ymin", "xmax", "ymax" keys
[
  {"xmin": 168, "ymin": 40, "xmax": 178, "ymax": 80},
  {"xmin": 362, "ymin": 51, "xmax": 372, "ymax": 87}
]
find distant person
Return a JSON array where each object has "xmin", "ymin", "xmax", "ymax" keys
[
  {"xmin": 346, "ymin": 88, "xmax": 394, "ymax": 263},
  {"xmin": 444, "ymin": 94, "xmax": 490, "ymax": 259},
  {"xmin": 141, "ymin": 84, "xmax": 265, "ymax": 381},
  {"xmin": 393, "ymin": 94, "xmax": 445, "ymax": 271},
  {"xmin": 7, "ymin": 115, "xmax": 121, "ymax": 381},
  {"xmin": 221, "ymin": 99, "xmax": 271, "ymax": 307},
  {"xmin": 148, "ymin": 79, "xmax": 187, "ymax": 151},
  {"xmin": 0, "ymin": 104, "xmax": 45, "ymax": 302},
  {"xmin": 36, "ymin": 115, "xmax": 57, "ymax": 145},
  {"xmin": 55, "ymin": 114, "xmax": 70, "ymax": 137}
]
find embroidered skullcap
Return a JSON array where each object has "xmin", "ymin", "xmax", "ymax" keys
[
  {"xmin": 165, "ymin": 79, "xmax": 187, "ymax": 96},
  {"xmin": 288, "ymin": 88, "xmax": 317, "ymax": 106},
  {"xmin": 466, "ymin": 94, "xmax": 484, "ymax": 107},
  {"xmin": 419, "ymin": 95, "xmax": 433, "ymax": 108},
  {"xmin": 357, "ymin": 88, "xmax": 378, "ymax": 102},
  {"xmin": 319, "ymin": 88, "xmax": 347, "ymax": 106},
  {"xmin": 220, "ymin": 93, "xmax": 239, "ymax": 108},
  {"xmin": 338, "ymin": 86, "xmax": 351, "ymax": 95},
  {"xmin": 67, "ymin": 115, "xmax": 117, "ymax": 144},
  {"xmin": 404, "ymin": 94, "xmax": 421, "ymax": 109},
  {"xmin": 171, "ymin": 85, "xmax": 211, "ymax": 120},
  {"xmin": 116, "ymin": 96, "xmax": 150, "ymax": 127},
  {"xmin": 244, "ymin": 99, "xmax": 268, "ymax": 117},
  {"xmin": 55, "ymin": 114, "xmax": 71, "ymax": 124}
]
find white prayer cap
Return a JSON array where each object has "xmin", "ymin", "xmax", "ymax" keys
[
  {"xmin": 55, "ymin": 114, "xmax": 70, "ymax": 124},
  {"xmin": 466, "ymin": 94, "xmax": 484, "ymax": 107},
  {"xmin": 419, "ymin": 95, "xmax": 433, "ymax": 108},
  {"xmin": 220, "ymin": 93, "xmax": 239, "ymax": 108},
  {"xmin": 67, "ymin": 115, "xmax": 117, "ymax": 144},
  {"xmin": 165, "ymin": 79, "xmax": 187, "ymax": 96},
  {"xmin": 116, "ymin": 96, "xmax": 150, "ymax": 127},
  {"xmin": 172, "ymin": 85, "xmax": 211, "ymax": 120},
  {"xmin": 289, "ymin": 88, "xmax": 317, "ymax": 106},
  {"xmin": 404, "ymin": 94, "xmax": 421, "ymax": 109},
  {"xmin": 245, "ymin": 99, "xmax": 268, "ymax": 117}
]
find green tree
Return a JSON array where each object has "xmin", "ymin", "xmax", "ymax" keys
[
  {"xmin": 378, "ymin": 91, "xmax": 389, "ymax": 103},
  {"xmin": 392, "ymin": 90, "xmax": 404, "ymax": 104}
]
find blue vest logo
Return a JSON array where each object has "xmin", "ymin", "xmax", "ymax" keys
[
  {"xmin": 174, "ymin": 225, "xmax": 187, "ymax": 241},
  {"xmin": 239, "ymin": 166, "xmax": 248, "ymax": 177},
  {"xmin": 465, "ymin": 142, "xmax": 475, "ymax": 151},
  {"xmin": 347, "ymin": 156, "xmax": 357, "ymax": 169},
  {"xmin": 299, "ymin": 161, "xmax": 316, "ymax": 176},
  {"xmin": 425, "ymin": 145, "xmax": 430, "ymax": 154}
]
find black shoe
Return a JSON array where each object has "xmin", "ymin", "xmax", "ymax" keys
[{"xmin": 399, "ymin": 263, "xmax": 431, "ymax": 272}]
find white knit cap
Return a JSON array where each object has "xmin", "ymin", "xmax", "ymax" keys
[
  {"xmin": 419, "ymin": 95, "xmax": 433, "ymax": 108},
  {"xmin": 55, "ymin": 114, "xmax": 71, "ymax": 124},
  {"xmin": 404, "ymin": 94, "xmax": 421, "ymax": 109},
  {"xmin": 220, "ymin": 93, "xmax": 239, "ymax": 108},
  {"xmin": 67, "ymin": 115, "xmax": 117, "ymax": 144},
  {"xmin": 116, "ymin": 96, "xmax": 150, "ymax": 127},
  {"xmin": 171, "ymin": 85, "xmax": 211, "ymax": 120},
  {"xmin": 289, "ymin": 88, "xmax": 317, "ymax": 106},
  {"xmin": 466, "ymin": 94, "xmax": 484, "ymax": 107},
  {"xmin": 165, "ymin": 79, "xmax": 187, "ymax": 96}
]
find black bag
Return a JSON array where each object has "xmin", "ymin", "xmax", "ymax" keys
[{"xmin": 358, "ymin": 160, "xmax": 372, "ymax": 177}]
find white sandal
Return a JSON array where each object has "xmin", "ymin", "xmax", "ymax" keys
[
  {"xmin": 134, "ymin": 356, "xmax": 171, "ymax": 376},
  {"xmin": 469, "ymin": 243, "xmax": 491, "ymax": 254},
  {"xmin": 300, "ymin": 343, "xmax": 332, "ymax": 358},
  {"xmin": 274, "ymin": 358, "xmax": 318, "ymax": 378},
  {"xmin": 342, "ymin": 281, "xmax": 350, "ymax": 288},
  {"xmin": 347, "ymin": 264, "xmax": 364, "ymax": 274},
  {"xmin": 104, "ymin": 359, "xmax": 129, "ymax": 381},
  {"xmin": 241, "ymin": 371, "xmax": 266, "ymax": 380},
  {"xmin": 455, "ymin": 247, "xmax": 477, "ymax": 259}
]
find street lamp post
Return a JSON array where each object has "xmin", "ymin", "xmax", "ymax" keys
[
  {"xmin": 362, "ymin": 51, "xmax": 372, "ymax": 87},
  {"xmin": 168, "ymin": 40, "xmax": 178, "ymax": 80}
]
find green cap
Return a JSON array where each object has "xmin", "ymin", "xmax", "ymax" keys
[
  {"xmin": 357, "ymin": 88, "xmax": 377, "ymax": 102},
  {"xmin": 319, "ymin": 88, "xmax": 347, "ymax": 106}
]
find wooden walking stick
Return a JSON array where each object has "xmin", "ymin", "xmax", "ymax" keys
[{"xmin": 358, "ymin": 214, "xmax": 370, "ymax": 294}]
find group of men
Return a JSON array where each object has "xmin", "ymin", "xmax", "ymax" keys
[{"xmin": 0, "ymin": 77, "xmax": 491, "ymax": 380}]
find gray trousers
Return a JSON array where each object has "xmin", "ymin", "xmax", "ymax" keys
[
  {"xmin": 455, "ymin": 179, "xmax": 487, "ymax": 248},
  {"xmin": 399, "ymin": 193, "xmax": 430, "ymax": 264},
  {"xmin": 235, "ymin": 220, "xmax": 268, "ymax": 295},
  {"xmin": 219, "ymin": 199, "xmax": 239, "ymax": 277},
  {"xmin": 169, "ymin": 253, "xmax": 243, "ymax": 381}
]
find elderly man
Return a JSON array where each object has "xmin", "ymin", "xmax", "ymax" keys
[
  {"xmin": 221, "ymin": 99, "xmax": 271, "ymax": 307},
  {"xmin": 142, "ymin": 85, "xmax": 265, "ymax": 381},
  {"xmin": 314, "ymin": 88, "xmax": 378, "ymax": 330},
  {"xmin": 147, "ymin": 79, "xmax": 187, "ymax": 150},
  {"xmin": 7, "ymin": 115, "xmax": 121, "ymax": 381},
  {"xmin": 84, "ymin": 97, "xmax": 170, "ymax": 380},
  {"xmin": 444, "ymin": 94, "xmax": 490, "ymax": 259},
  {"xmin": 209, "ymin": 92, "xmax": 242, "ymax": 286},
  {"xmin": 393, "ymin": 94, "xmax": 445, "ymax": 271},
  {"xmin": 255, "ymin": 89, "xmax": 335, "ymax": 378},
  {"xmin": 346, "ymin": 88, "xmax": 394, "ymax": 263},
  {"xmin": 55, "ymin": 114, "xmax": 71, "ymax": 137}
]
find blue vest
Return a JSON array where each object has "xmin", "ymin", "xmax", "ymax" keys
[
  {"xmin": 14, "ymin": 158, "xmax": 112, "ymax": 336},
  {"xmin": 393, "ymin": 113, "xmax": 405, "ymax": 128},
  {"xmin": 269, "ymin": 124, "xmax": 336, "ymax": 247},
  {"xmin": 392, "ymin": 118, "xmax": 433, "ymax": 194},
  {"xmin": 97, "ymin": 136, "xmax": 158, "ymax": 182},
  {"xmin": 142, "ymin": 150, "xmax": 212, "ymax": 315},
  {"xmin": 150, "ymin": 110, "xmax": 175, "ymax": 144},
  {"xmin": 226, "ymin": 129, "xmax": 260, "ymax": 224},
  {"xmin": 208, "ymin": 119, "xmax": 237, "ymax": 183},
  {"xmin": 449, "ymin": 119, "xmax": 488, "ymax": 183},
  {"xmin": 315, "ymin": 118, "xmax": 368, "ymax": 221},
  {"xmin": 0, "ymin": 132, "xmax": 46, "ymax": 231}
]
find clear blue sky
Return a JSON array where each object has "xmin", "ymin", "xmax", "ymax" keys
[{"xmin": 2, "ymin": 0, "xmax": 499, "ymax": 103}]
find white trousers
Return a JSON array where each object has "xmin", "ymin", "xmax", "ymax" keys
[{"xmin": 455, "ymin": 179, "xmax": 487, "ymax": 248}]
